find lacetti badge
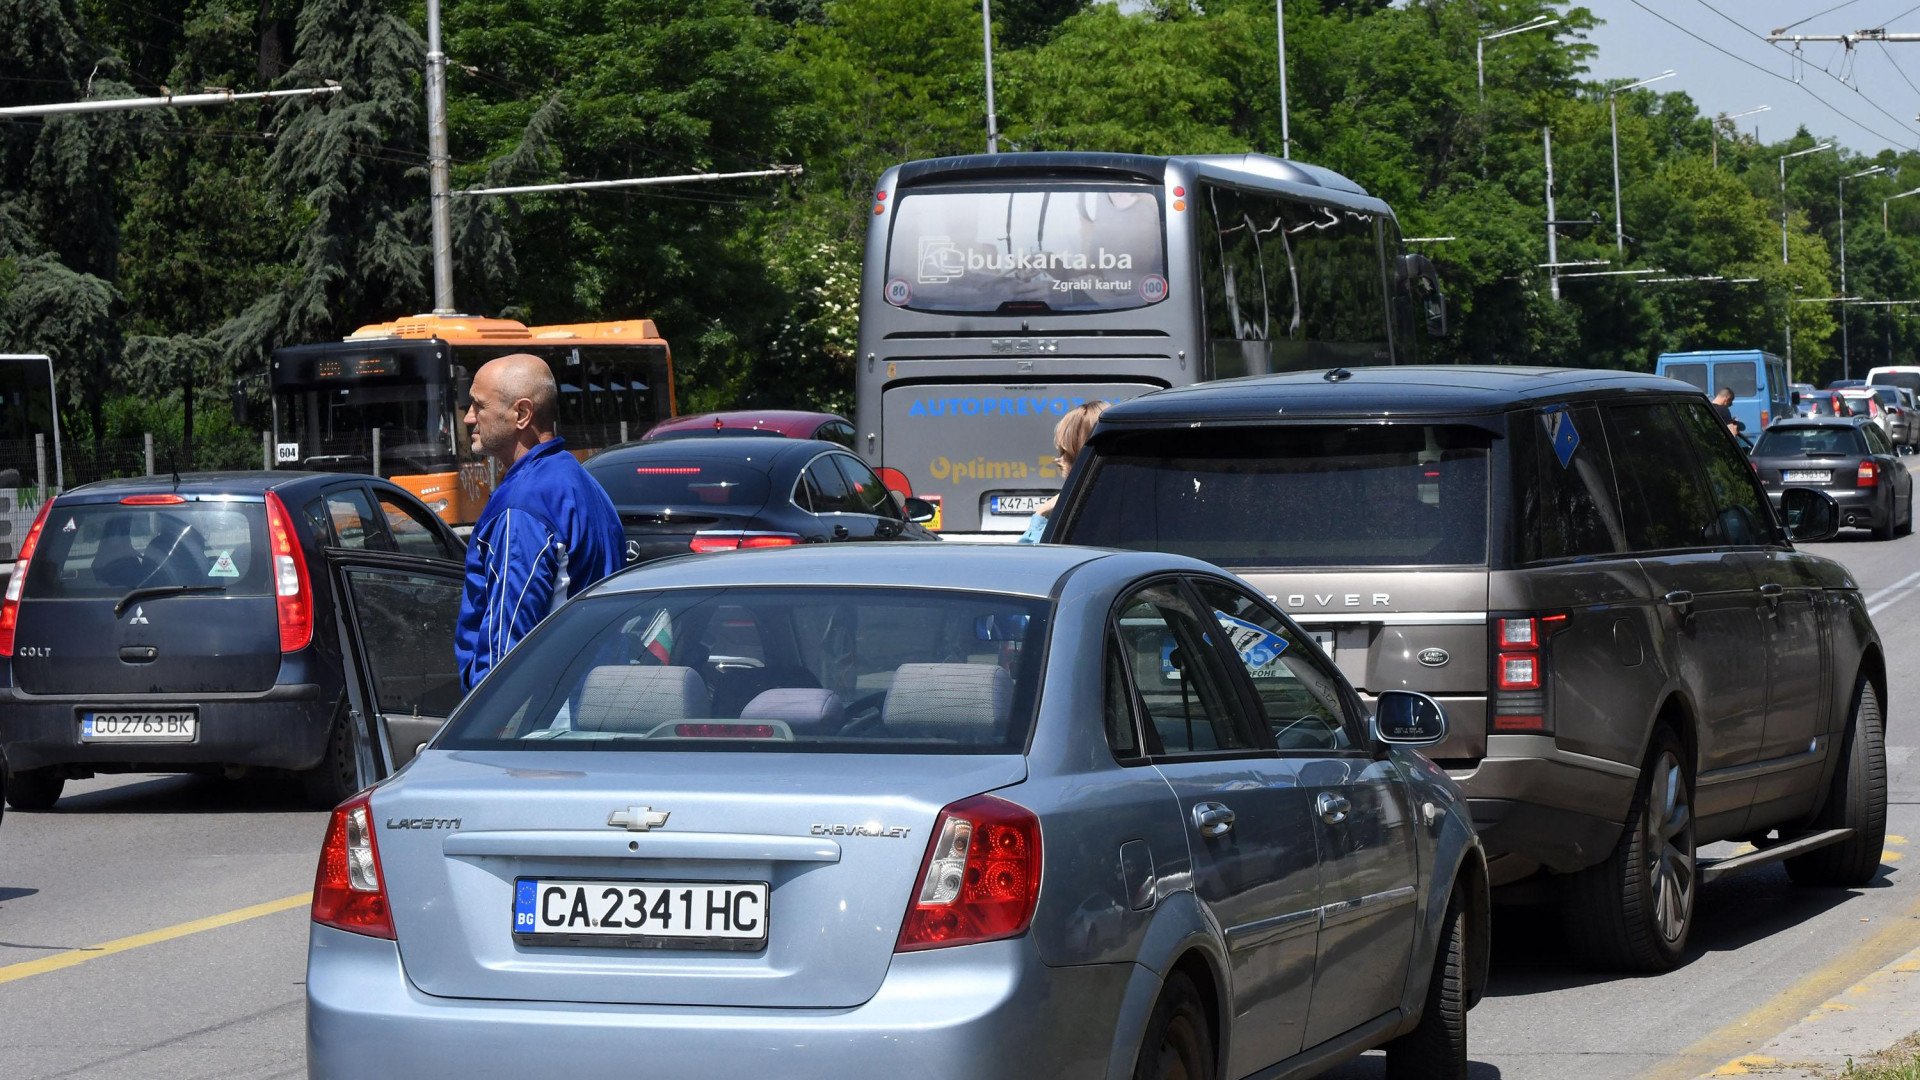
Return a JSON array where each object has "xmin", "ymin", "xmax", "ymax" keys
[{"xmin": 1417, "ymin": 648, "xmax": 1450, "ymax": 668}]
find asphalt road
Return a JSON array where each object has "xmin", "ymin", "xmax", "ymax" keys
[{"xmin": 2, "ymin": 532, "xmax": 1917, "ymax": 1080}]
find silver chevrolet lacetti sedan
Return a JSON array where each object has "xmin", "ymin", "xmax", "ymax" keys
[{"xmin": 305, "ymin": 545, "xmax": 1489, "ymax": 1080}]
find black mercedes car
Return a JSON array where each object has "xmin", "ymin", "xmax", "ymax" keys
[
  {"xmin": 583, "ymin": 437, "xmax": 939, "ymax": 567},
  {"xmin": 1751, "ymin": 417, "xmax": 1913, "ymax": 540}
]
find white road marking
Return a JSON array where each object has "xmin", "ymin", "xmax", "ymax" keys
[{"xmin": 1863, "ymin": 568, "xmax": 1920, "ymax": 609}]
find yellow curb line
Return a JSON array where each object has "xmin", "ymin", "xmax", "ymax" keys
[
  {"xmin": 0, "ymin": 891, "xmax": 311, "ymax": 986},
  {"xmin": 1642, "ymin": 884, "xmax": 1920, "ymax": 1080}
]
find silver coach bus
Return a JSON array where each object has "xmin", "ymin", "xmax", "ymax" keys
[{"xmin": 854, "ymin": 151, "xmax": 1445, "ymax": 538}]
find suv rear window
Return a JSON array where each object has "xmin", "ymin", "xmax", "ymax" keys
[
  {"xmin": 1870, "ymin": 371, "xmax": 1920, "ymax": 397},
  {"xmin": 583, "ymin": 460, "xmax": 772, "ymax": 508},
  {"xmin": 440, "ymin": 587, "xmax": 1050, "ymax": 755},
  {"xmin": 26, "ymin": 501, "xmax": 270, "ymax": 599},
  {"xmin": 1063, "ymin": 425, "xmax": 1492, "ymax": 568}
]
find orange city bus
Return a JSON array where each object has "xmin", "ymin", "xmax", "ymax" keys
[{"xmin": 269, "ymin": 314, "xmax": 675, "ymax": 525}]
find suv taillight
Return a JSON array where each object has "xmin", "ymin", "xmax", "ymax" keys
[
  {"xmin": 311, "ymin": 793, "xmax": 394, "ymax": 939},
  {"xmin": 263, "ymin": 490, "xmax": 313, "ymax": 652},
  {"xmin": 1858, "ymin": 460, "xmax": 1880, "ymax": 488},
  {"xmin": 896, "ymin": 794, "xmax": 1042, "ymax": 952},
  {"xmin": 1490, "ymin": 614, "xmax": 1567, "ymax": 734},
  {"xmin": 0, "ymin": 500, "xmax": 55, "ymax": 657}
]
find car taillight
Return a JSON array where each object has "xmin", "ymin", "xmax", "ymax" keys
[
  {"xmin": 311, "ymin": 794, "xmax": 394, "ymax": 939},
  {"xmin": 0, "ymin": 500, "xmax": 54, "ymax": 657},
  {"xmin": 1490, "ymin": 614, "xmax": 1567, "ymax": 734},
  {"xmin": 897, "ymin": 793, "xmax": 1042, "ymax": 952},
  {"xmin": 263, "ymin": 490, "xmax": 313, "ymax": 652},
  {"xmin": 1858, "ymin": 461, "xmax": 1879, "ymax": 488},
  {"xmin": 687, "ymin": 531, "xmax": 802, "ymax": 553}
]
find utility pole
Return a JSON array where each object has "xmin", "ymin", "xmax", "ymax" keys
[
  {"xmin": 1779, "ymin": 143, "xmax": 1832, "ymax": 263},
  {"xmin": 426, "ymin": 0, "xmax": 455, "ymax": 314},
  {"xmin": 981, "ymin": 0, "xmax": 1000, "ymax": 153},
  {"xmin": 1608, "ymin": 71, "xmax": 1675, "ymax": 253},
  {"xmin": 1276, "ymin": 0, "xmax": 1291, "ymax": 157},
  {"xmin": 1545, "ymin": 127, "xmax": 1559, "ymax": 301}
]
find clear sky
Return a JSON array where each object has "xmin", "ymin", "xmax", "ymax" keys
[{"xmin": 1578, "ymin": 0, "xmax": 1920, "ymax": 157}]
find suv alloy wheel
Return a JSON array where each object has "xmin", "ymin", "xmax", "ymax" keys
[{"xmin": 1563, "ymin": 727, "xmax": 1696, "ymax": 972}]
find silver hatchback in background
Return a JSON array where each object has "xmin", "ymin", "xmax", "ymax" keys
[{"xmin": 306, "ymin": 545, "xmax": 1487, "ymax": 1080}]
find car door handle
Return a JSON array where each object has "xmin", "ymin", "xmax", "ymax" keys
[
  {"xmin": 1758, "ymin": 583, "xmax": 1785, "ymax": 601},
  {"xmin": 1191, "ymin": 802, "xmax": 1236, "ymax": 837},
  {"xmin": 831, "ymin": 524, "xmax": 849, "ymax": 540},
  {"xmin": 1316, "ymin": 792, "xmax": 1351, "ymax": 825},
  {"xmin": 1662, "ymin": 589, "xmax": 1694, "ymax": 614}
]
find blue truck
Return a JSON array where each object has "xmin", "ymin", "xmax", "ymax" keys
[{"xmin": 1656, "ymin": 350, "xmax": 1792, "ymax": 435}]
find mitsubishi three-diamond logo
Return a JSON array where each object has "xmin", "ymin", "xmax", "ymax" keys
[{"xmin": 607, "ymin": 806, "xmax": 670, "ymax": 831}]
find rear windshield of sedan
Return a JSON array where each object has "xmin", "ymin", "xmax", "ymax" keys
[
  {"xmin": 584, "ymin": 460, "xmax": 772, "ymax": 508},
  {"xmin": 440, "ymin": 587, "xmax": 1050, "ymax": 754},
  {"xmin": 26, "ymin": 501, "xmax": 271, "ymax": 599},
  {"xmin": 1064, "ymin": 425, "xmax": 1492, "ymax": 568},
  {"xmin": 1754, "ymin": 427, "xmax": 1866, "ymax": 457}
]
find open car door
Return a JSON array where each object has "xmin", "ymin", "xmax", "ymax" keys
[{"xmin": 325, "ymin": 551, "xmax": 465, "ymax": 784}]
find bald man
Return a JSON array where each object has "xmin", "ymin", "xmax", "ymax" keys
[{"xmin": 454, "ymin": 353, "xmax": 624, "ymax": 692}]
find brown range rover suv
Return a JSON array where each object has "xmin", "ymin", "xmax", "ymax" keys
[{"xmin": 1048, "ymin": 365, "xmax": 1889, "ymax": 971}]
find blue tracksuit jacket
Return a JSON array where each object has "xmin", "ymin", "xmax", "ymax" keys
[{"xmin": 455, "ymin": 437, "xmax": 624, "ymax": 691}]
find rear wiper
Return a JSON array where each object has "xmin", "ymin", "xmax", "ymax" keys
[{"xmin": 114, "ymin": 585, "xmax": 226, "ymax": 616}]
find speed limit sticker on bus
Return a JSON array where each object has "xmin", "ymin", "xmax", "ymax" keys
[
  {"xmin": 1139, "ymin": 275, "xmax": 1169, "ymax": 303},
  {"xmin": 885, "ymin": 279, "xmax": 913, "ymax": 306}
]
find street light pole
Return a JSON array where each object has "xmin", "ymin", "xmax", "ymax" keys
[
  {"xmin": 1886, "ymin": 185, "xmax": 1920, "ymax": 231},
  {"xmin": 1477, "ymin": 16, "xmax": 1558, "ymax": 102},
  {"xmin": 1839, "ymin": 165, "xmax": 1890, "ymax": 380},
  {"xmin": 1609, "ymin": 71, "xmax": 1675, "ymax": 253},
  {"xmin": 1712, "ymin": 104, "xmax": 1768, "ymax": 169},
  {"xmin": 1779, "ymin": 142, "xmax": 1833, "ymax": 263},
  {"xmin": 1545, "ymin": 126, "xmax": 1560, "ymax": 301}
]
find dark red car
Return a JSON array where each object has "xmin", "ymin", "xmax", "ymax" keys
[{"xmin": 641, "ymin": 410, "xmax": 854, "ymax": 448}]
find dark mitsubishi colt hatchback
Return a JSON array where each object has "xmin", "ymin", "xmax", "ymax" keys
[{"xmin": 1049, "ymin": 366, "xmax": 1888, "ymax": 971}]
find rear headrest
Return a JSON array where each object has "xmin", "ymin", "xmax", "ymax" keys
[
  {"xmin": 882, "ymin": 663, "xmax": 1013, "ymax": 741},
  {"xmin": 740, "ymin": 688, "xmax": 846, "ymax": 732},
  {"xmin": 573, "ymin": 665, "xmax": 709, "ymax": 733}
]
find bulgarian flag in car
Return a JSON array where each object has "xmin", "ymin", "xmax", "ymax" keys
[{"xmin": 639, "ymin": 609, "xmax": 674, "ymax": 664}]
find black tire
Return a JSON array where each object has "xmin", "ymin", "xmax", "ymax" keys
[
  {"xmin": 1132, "ymin": 971, "xmax": 1214, "ymax": 1080},
  {"xmin": 1787, "ymin": 679, "xmax": 1888, "ymax": 887},
  {"xmin": 1873, "ymin": 503, "xmax": 1897, "ymax": 541},
  {"xmin": 1384, "ymin": 888, "xmax": 1469, "ymax": 1080},
  {"xmin": 5, "ymin": 767, "xmax": 65, "ymax": 810},
  {"xmin": 301, "ymin": 703, "xmax": 362, "ymax": 809},
  {"xmin": 1562, "ymin": 726, "xmax": 1696, "ymax": 972}
]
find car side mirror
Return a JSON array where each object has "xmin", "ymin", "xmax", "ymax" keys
[
  {"xmin": 1372, "ymin": 690, "xmax": 1448, "ymax": 748},
  {"xmin": 1778, "ymin": 487, "xmax": 1841, "ymax": 543},
  {"xmin": 903, "ymin": 496, "xmax": 937, "ymax": 523}
]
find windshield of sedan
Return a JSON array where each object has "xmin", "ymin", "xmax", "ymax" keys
[{"xmin": 440, "ymin": 588, "xmax": 1051, "ymax": 754}]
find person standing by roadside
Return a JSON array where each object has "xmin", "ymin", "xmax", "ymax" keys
[
  {"xmin": 455, "ymin": 353, "xmax": 625, "ymax": 692},
  {"xmin": 1710, "ymin": 387, "xmax": 1743, "ymax": 438},
  {"xmin": 1018, "ymin": 400, "xmax": 1110, "ymax": 543}
]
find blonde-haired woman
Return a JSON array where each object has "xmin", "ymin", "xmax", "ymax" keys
[{"xmin": 1018, "ymin": 400, "xmax": 1110, "ymax": 544}]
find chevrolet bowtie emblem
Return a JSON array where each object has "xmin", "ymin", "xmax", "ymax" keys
[{"xmin": 607, "ymin": 806, "xmax": 670, "ymax": 831}]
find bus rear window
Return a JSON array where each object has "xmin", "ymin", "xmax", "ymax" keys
[{"xmin": 884, "ymin": 186, "xmax": 1168, "ymax": 315}]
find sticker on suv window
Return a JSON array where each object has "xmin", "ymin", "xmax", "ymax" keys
[
  {"xmin": 1213, "ymin": 610, "xmax": 1288, "ymax": 669},
  {"xmin": 1541, "ymin": 405, "xmax": 1581, "ymax": 468},
  {"xmin": 208, "ymin": 550, "xmax": 240, "ymax": 578}
]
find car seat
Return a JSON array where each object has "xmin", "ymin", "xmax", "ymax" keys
[
  {"xmin": 881, "ymin": 663, "xmax": 1012, "ymax": 743},
  {"xmin": 91, "ymin": 518, "xmax": 151, "ymax": 588},
  {"xmin": 571, "ymin": 665, "xmax": 710, "ymax": 733}
]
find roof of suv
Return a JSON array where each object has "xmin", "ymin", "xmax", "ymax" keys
[{"xmin": 1093, "ymin": 366, "xmax": 1695, "ymax": 426}]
